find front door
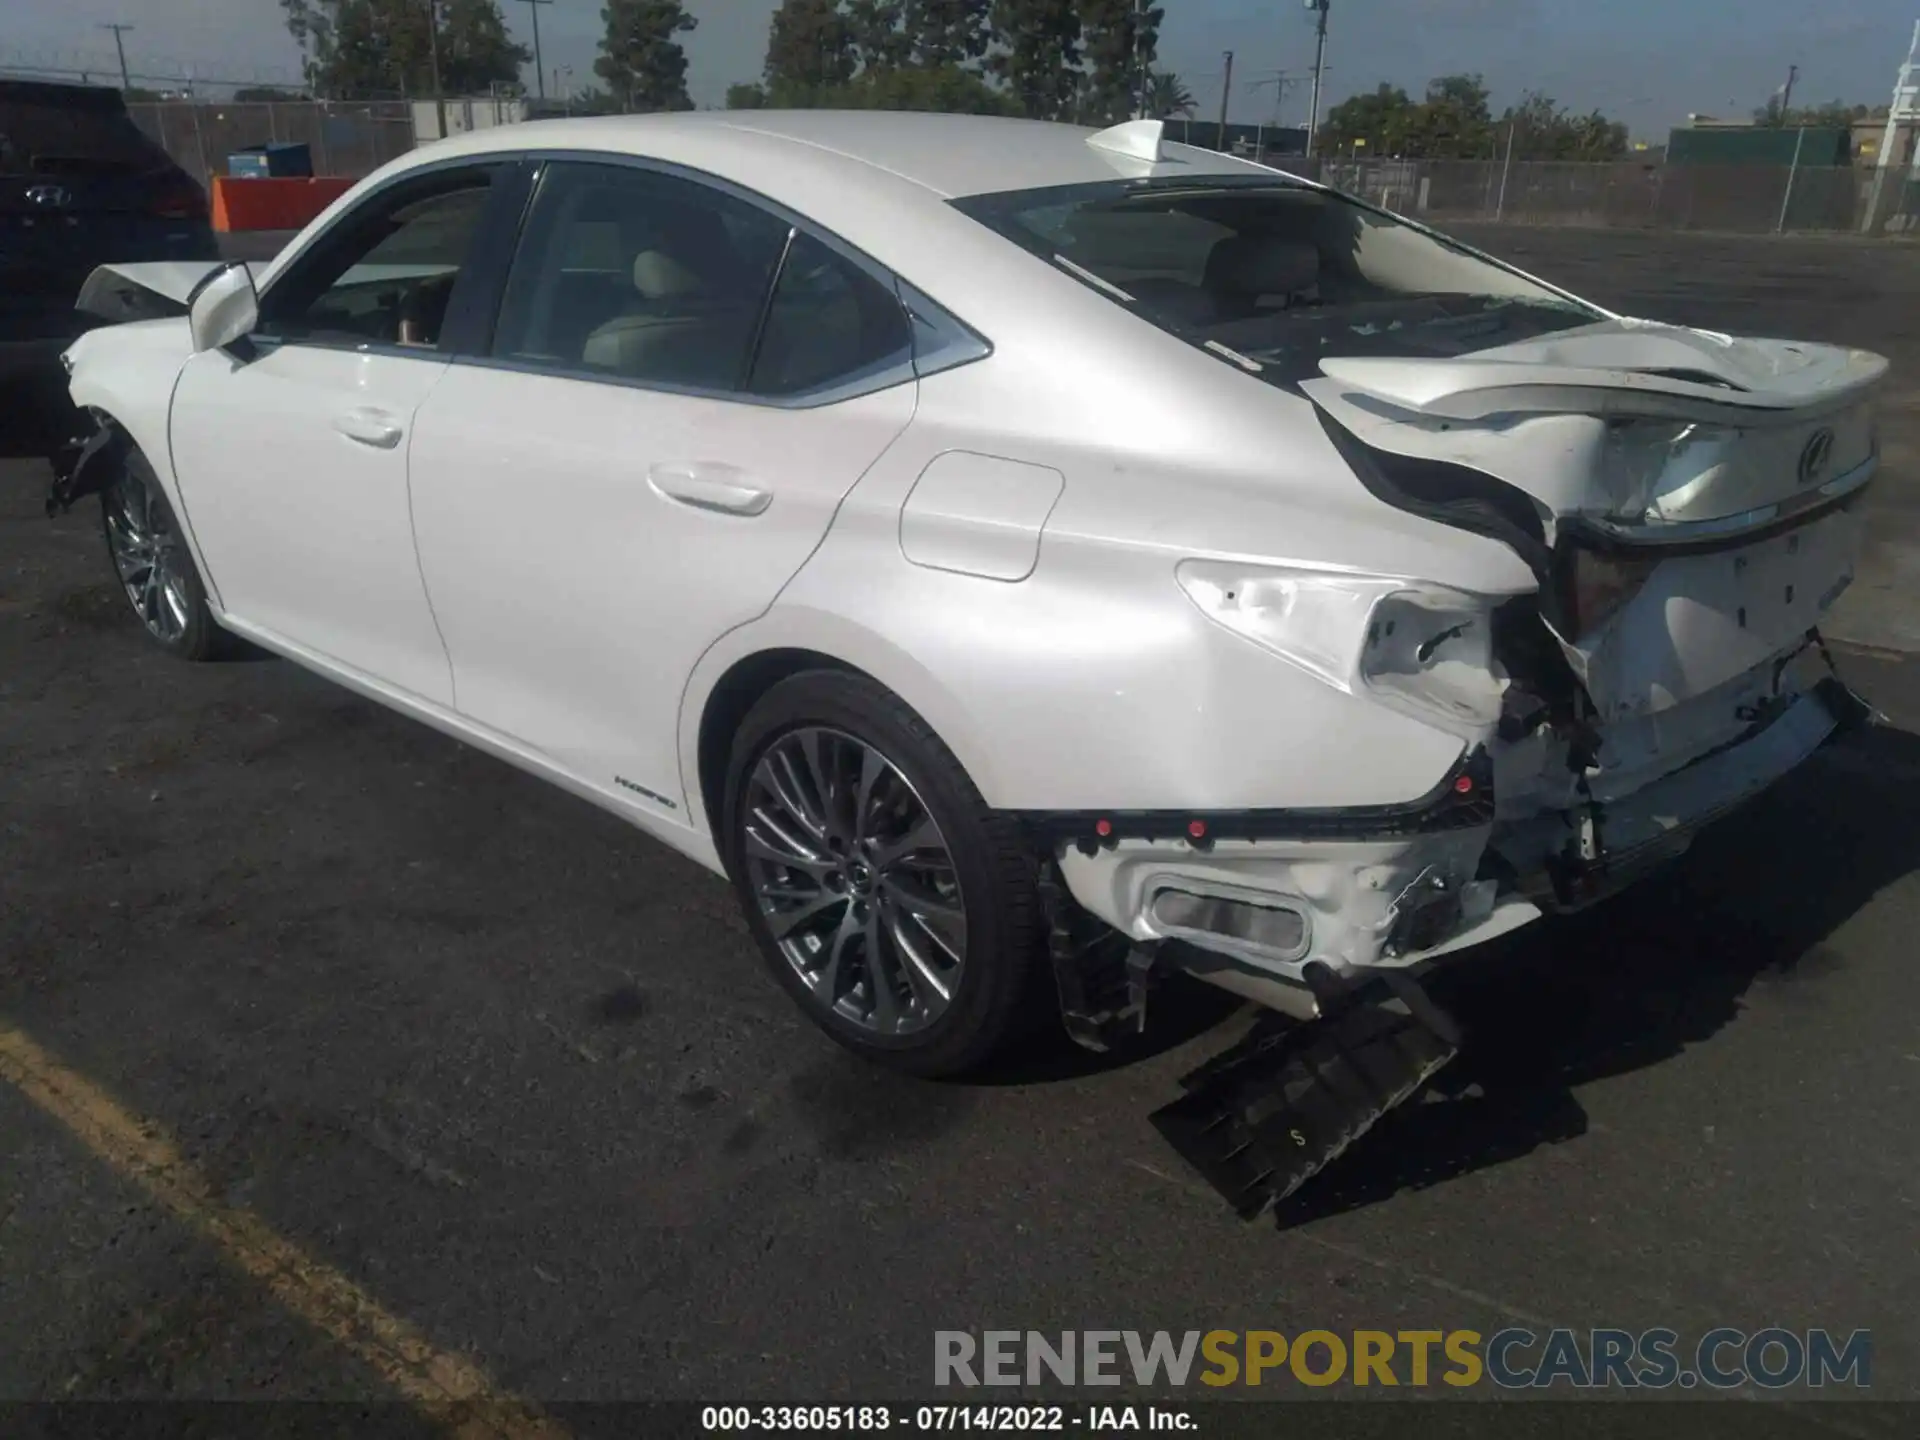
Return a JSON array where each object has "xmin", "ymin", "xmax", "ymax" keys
[
  {"xmin": 168, "ymin": 163, "xmax": 507, "ymax": 704},
  {"xmin": 407, "ymin": 159, "xmax": 919, "ymax": 813}
]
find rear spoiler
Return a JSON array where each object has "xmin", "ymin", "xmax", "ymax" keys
[{"xmin": 73, "ymin": 260, "xmax": 243, "ymax": 324}]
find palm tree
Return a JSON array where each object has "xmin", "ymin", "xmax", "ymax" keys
[{"xmin": 1145, "ymin": 70, "xmax": 1196, "ymax": 127}]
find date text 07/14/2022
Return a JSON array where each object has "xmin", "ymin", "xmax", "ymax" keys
[{"xmin": 700, "ymin": 1404, "xmax": 1193, "ymax": 1432}]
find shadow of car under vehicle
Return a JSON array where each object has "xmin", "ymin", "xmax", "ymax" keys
[{"xmin": 1265, "ymin": 718, "xmax": 1920, "ymax": 1229}]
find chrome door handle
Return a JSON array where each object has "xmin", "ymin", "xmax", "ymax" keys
[
  {"xmin": 648, "ymin": 463, "xmax": 771, "ymax": 517},
  {"xmin": 333, "ymin": 408, "xmax": 404, "ymax": 449}
]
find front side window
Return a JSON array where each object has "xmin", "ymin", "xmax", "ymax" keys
[
  {"xmin": 953, "ymin": 179, "xmax": 1603, "ymax": 384},
  {"xmin": 491, "ymin": 161, "xmax": 791, "ymax": 391},
  {"xmin": 258, "ymin": 167, "xmax": 499, "ymax": 350}
]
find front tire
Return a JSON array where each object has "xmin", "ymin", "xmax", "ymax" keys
[
  {"xmin": 722, "ymin": 670, "xmax": 1046, "ymax": 1078},
  {"xmin": 100, "ymin": 446, "xmax": 226, "ymax": 661}
]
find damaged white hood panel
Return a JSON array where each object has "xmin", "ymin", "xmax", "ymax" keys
[{"xmin": 74, "ymin": 260, "xmax": 242, "ymax": 324}]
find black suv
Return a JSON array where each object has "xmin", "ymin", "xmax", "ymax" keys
[{"xmin": 1, "ymin": 80, "xmax": 218, "ymax": 436}]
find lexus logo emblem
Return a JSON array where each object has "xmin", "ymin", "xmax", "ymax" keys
[
  {"xmin": 1798, "ymin": 427, "xmax": 1835, "ymax": 486},
  {"xmin": 24, "ymin": 183, "xmax": 71, "ymax": 208}
]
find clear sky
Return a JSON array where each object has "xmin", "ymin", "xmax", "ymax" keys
[{"xmin": 2, "ymin": 0, "xmax": 1914, "ymax": 137}]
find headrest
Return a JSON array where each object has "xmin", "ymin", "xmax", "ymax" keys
[
  {"xmin": 1206, "ymin": 235, "xmax": 1320, "ymax": 297},
  {"xmin": 631, "ymin": 249, "xmax": 706, "ymax": 299}
]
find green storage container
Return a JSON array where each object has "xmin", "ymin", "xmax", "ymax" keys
[{"xmin": 1666, "ymin": 126, "xmax": 1850, "ymax": 166}]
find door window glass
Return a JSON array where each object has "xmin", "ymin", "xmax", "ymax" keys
[
  {"xmin": 491, "ymin": 161, "xmax": 790, "ymax": 392},
  {"xmin": 745, "ymin": 231, "xmax": 913, "ymax": 397},
  {"xmin": 257, "ymin": 168, "xmax": 498, "ymax": 350}
]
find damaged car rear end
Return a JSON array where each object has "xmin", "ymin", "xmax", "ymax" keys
[
  {"xmin": 1303, "ymin": 314, "xmax": 1881, "ymax": 947},
  {"xmin": 961, "ymin": 169, "xmax": 1881, "ymax": 1206}
]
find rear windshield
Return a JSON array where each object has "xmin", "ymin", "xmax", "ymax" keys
[
  {"xmin": 951, "ymin": 178, "xmax": 1603, "ymax": 384},
  {"xmin": 0, "ymin": 84, "xmax": 167, "ymax": 177}
]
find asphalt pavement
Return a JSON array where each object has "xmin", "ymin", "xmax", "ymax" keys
[{"xmin": 2, "ymin": 226, "xmax": 1918, "ymax": 1418}]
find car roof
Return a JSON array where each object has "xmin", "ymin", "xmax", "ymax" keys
[
  {"xmin": 411, "ymin": 109, "xmax": 1283, "ymax": 202},
  {"xmin": 0, "ymin": 78, "xmax": 129, "ymax": 111}
]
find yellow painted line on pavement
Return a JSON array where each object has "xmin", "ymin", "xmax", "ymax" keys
[{"xmin": 0, "ymin": 1022, "xmax": 566, "ymax": 1440}]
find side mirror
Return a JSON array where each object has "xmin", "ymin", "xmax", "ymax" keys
[{"xmin": 187, "ymin": 261, "xmax": 259, "ymax": 354}]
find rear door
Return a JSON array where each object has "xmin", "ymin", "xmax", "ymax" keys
[
  {"xmin": 0, "ymin": 81, "xmax": 212, "ymax": 346},
  {"xmin": 406, "ymin": 158, "xmax": 919, "ymax": 816}
]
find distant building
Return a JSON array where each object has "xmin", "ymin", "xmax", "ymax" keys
[
  {"xmin": 1171, "ymin": 120, "xmax": 1308, "ymax": 158},
  {"xmin": 1853, "ymin": 116, "xmax": 1918, "ymax": 168}
]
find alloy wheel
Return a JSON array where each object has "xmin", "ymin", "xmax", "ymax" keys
[
  {"xmin": 740, "ymin": 726, "xmax": 968, "ymax": 1037},
  {"xmin": 104, "ymin": 465, "xmax": 192, "ymax": 644}
]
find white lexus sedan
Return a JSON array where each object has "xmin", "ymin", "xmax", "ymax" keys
[{"xmin": 54, "ymin": 112, "xmax": 1881, "ymax": 1083}]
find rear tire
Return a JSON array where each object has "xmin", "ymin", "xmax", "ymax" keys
[
  {"xmin": 722, "ymin": 670, "xmax": 1046, "ymax": 1078},
  {"xmin": 99, "ymin": 445, "xmax": 226, "ymax": 661}
]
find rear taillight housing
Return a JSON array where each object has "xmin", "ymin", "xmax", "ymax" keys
[
  {"xmin": 1561, "ymin": 547, "xmax": 1661, "ymax": 637},
  {"xmin": 151, "ymin": 178, "xmax": 208, "ymax": 220}
]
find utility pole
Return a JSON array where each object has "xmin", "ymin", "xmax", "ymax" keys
[
  {"xmin": 426, "ymin": 0, "xmax": 446, "ymax": 138},
  {"xmin": 99, "ymin": 23, "xmax": 134, "ymax": 91},
  {"xmin": 1305, "ymin": 0, "xmax": 1331, "ymax": 156},
  {"xmin": 515, "ymin": 0, "xmax": 553, "ymax": 100},
  {"xmin": 1779, "ymin": 63, "xmax": 1799, "ymax": 119},
  {"xmin": 1218, "ymin": 50, "xmax": 1233, "ymax": 153},
  {"xmin": 1250, "ymin": 72, "xmax": 1306, "ymax": 161},
  {"xmin": 1133, "ymin": 0, "xmax": 1147, "ymax": 119}
]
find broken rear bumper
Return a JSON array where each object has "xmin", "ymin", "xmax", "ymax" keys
[
  {"xmin": 1043, "ymin": 673, "xmax": 1869, "ymax": 1021},
  {"xmin": 1498, "ymin": 674, "xmax": 1869, "ymax": 913}
]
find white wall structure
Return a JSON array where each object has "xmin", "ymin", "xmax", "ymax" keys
[{"xmin": 1865, "ymin": 20, "xmax": 1920, "ymax": 230}]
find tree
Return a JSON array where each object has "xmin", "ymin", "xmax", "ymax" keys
[
  {"xmin": 987, "ymin": 0, "xmax": 1081, "ymax": 119},
  {"xmin": 1319, "ymin": 75, "xmax": 1625, "ymax": 161},
  {"xmin": 1143, "ymin": 70, "xmax": 1193, "ymax": 121},
  {"xmin": 280, "ymin": 0, "xmax": 530, "ymax": 99},
  {"xmin": 845, "ymin": 63, "xmax": 1016, "ymax": 112},
  {"xmin": 906, "ymin": 0, "xmax": 989, "ymax": 67},
  {"xmin": 596, "ymin": 0, "xmax": 697, "ymax": 111},
  {"xmin": 1755, "ymin": 98, "xmax": 1870, "ymax": 129},
  {"xmin": 1408, "ymin": 73, "xmax": 1493, "ymax": 157},
  {"xmin": 1320, "ymin": 83, "xmax": 1417, "ymax": 156},
  {"xmin": 1077, "ymin": 0, "xmax": 1160, "ymax": 124},
  {"xmin": 1499, "ymin": 90, "xmax": 1628, "ymax": 160},
  {"xmin": 845, "ymin": 0, "xmax": 915, "ymax": 71},
  {"xmin": 763, "ymin": 0, "xmax": 854, "ymax": 91}
]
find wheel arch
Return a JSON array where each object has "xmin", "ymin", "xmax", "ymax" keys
[
  {"xmin": 681, "ymin": 612, "xmax": 1005, "ymax": 848},
  {"xmin": 60, "ymin": 326, "xmax": 221, "ymax": 609}
]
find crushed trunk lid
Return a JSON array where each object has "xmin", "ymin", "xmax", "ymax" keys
[{"xmin": 1305, "ymin": 319, "xmax": 1886, "ymax": 721}]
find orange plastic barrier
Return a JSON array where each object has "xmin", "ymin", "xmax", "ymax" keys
[{"xmin": 210, "ymin": 176, "xmax": 357, "ymax": 233}]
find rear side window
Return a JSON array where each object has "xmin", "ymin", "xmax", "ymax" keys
[
  {"xmin": 0, "ymin": 84, "xmax": 172, "ymax": 179},
  {"xmin": 746, "ymin": 232, "xmax": 913, "ymax": 397},
  {"xmin": 491, "ymin": 161, "xmax": 790, "ymax": 392},
  {"xmin": 0, "ymin": 82, "xmax": 168, "ymax": 178},
  {"xmin": 490, "ymin": 159, "xmax": 917, "ymax": 401}
]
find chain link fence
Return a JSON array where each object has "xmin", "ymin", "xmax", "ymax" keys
[
  {"xmin": 114, "ymin": 100, "xmax": 1920, "ymax": 239},
  {"xmin": 126, "ymin": 100, "xmax": 417, "ymax": 187},
  {"xmin": 1271, "ymin": 157, "xmax": 1913, "ymax": 235}
]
